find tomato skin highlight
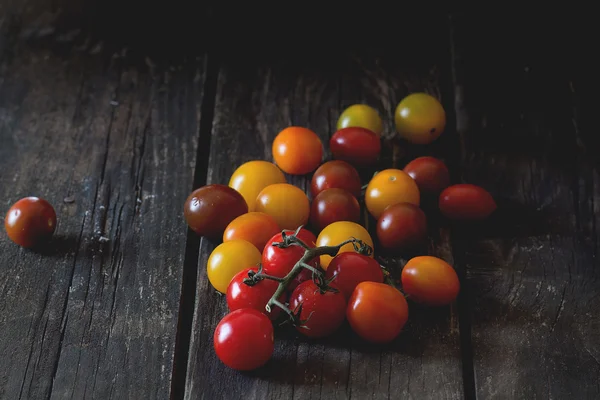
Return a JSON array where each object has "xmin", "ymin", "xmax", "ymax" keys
[
  {"xmin": 261, "ymin": 229, "xmax": 319, "ymax": 281},
  {"xmin": 223, "ymin": 212, "xmax": 280, "ymax": 251},
  {"xmin": 330, "ymin": 127, "xmax": 381, "ymax": 167},
  {"xmin": 229, "ymin": 161, "xmax": 286, "ymax": 211},
  {"xmin": 401, "ymin": 256, "xmax": 460, "ymax": 306},
  {"xmin": 272, "ymin": 126, "xmax": 323, "ymax": 175},
  {"xmin": 255, "ymin": 183, "xmax": 310, "ymax": 231},
  {"xmin": 310, "ymin": 160, "xmax": 362, "ymax": 198},
  {"xmin": 376, "ymin": 202, "xmax": 428, "ymax": 253},
  {"xmin": 403, "ymin": 156, "xmax": 451, "ymax": 195},
  {"xmin": 309, "ymin": 188, "xmax": 361, "ymax": 232},
  {"xmin": 226, "ymin": 267, "xmax": 282, "ymax": 320},
  {"xmin": 325, "ymin": 252, "xmax": 384, "ymax": 300},
  {"xmin": 439, "ymin": 184, "xmax": 497, "ymax": 220},
  {"xmin": 347, "ymin": 282, "xmax": 409, "ymax": 343},
  {"xmin": 214, "ymin": 308, "xmax": 274, "ymax": 371},
  {"xmin": 289, "ymin": 280, "xmax": 347, "ymax": 338},
  {"xmin": 4, "ymin": 196, "xmax": 57, "ymax": 248}
]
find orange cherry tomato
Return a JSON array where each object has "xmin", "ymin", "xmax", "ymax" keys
[
  {"xmin": 255, "ymin": 183, "xmax": 310, "ymax": 230},
  {"xmin": 229, "ymin": 161, "xmax": 286, "ymax": 212},
  {"xmin": 272, "ymin": 127, "xmax": 323, "ymax": 175},
  {"xmin": 365, "ymin": 169, "xmax": 420, "ymax": 220},
  {"xmin": 223, "ymin": 212, "xmax": 281, "ymax": 251},
  {"xmin": 401, "ymin": 256, "xmax": 460, "ymax": 306},
  {"xmin": 346, "ymin": 282, "xmax": 409, "ymax": 343},
  {"xmin": 316, "ymin": 221, "xmax": 374, "ymax": 270}
]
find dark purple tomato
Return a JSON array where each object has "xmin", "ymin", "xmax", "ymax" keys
[
  {"xmin": 309, "ymin": 188, "xmax": 361, "ymax": 232},
  {"xmin": 329, "ymin": 127, "xmax": 381, "ymax": 167},
  {"xmin": 403, "ymin": 156, "xmax": 451, "ymax": 194},
  {"xmin": 310, "ymin": 160, "xmax": 362, "ymax": 198},
  {"xmin": 4, "ymin": 196, "xmax": 57, "ymax": 248},
  {"xmin": 376, "ymin": 202, "xmax": 427, "ymax": 253}
]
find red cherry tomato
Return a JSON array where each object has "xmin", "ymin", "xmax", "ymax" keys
[
  {"xmin": 310, "ymin": 160, "xmax": 362, "ymax": 198},
  {"xmin": 403, "ymin": 156, "xmax": 451, "ymax": 195},
  {"xmin": 376, "ymin": 202, "xmax": 427, "ymax": 253},
  {"xmin": 401, "ymin": 256, "xmax": 460, "ymax": 306},
  {"xmin": 214, "ymin": 308, "xmax": 274, "ymax": 371},
  {"xmin": 439, "ymin": 184, "xmax": 497, "ymax": 220},
  {"xmin": 227, "ymin": 268, "xmax": 283, "ymax": 320},
  {"xmin": 325, "ymin": 252, "xmax": 384, "ymax": 300},
  {"xmin": 289, "ymin": 280, "xmax": 347, "ymax": 338},
  {"xmin": 346, "ymin": 282, "xmax": 409, "ymax": 343},
  {"xmin": 4, "ymin": 196, "xmax": 57, "ymax": 248},
  {"xmin": 309, "ymin": 188, "xmax": 361, "ymax": 232},
  {"xmin": 262, "ymin": 228, "xmax": 319, "ymax": 280},
  {"xmin": 329, "ymin": 127, "xmax": 381, "ymax": 167}
]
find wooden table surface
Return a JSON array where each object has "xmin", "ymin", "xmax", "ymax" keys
[{"xmin": 1, "ymin": 3, "xmax": 597, "ymax": 399}]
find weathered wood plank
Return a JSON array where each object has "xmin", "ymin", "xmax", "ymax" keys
[
  {"xmin": 450, "ymin": 13, "xmax": 600, "ymax": 399},
  {"xmin": 0, "ymin": 36, "xmax": 206, "ymax": 400},
  {"xmin": 184, "ymin": 41, "xmax": 464, "ymax": 398}
]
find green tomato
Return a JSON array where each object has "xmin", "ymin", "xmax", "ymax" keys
[
  {"xmin": 394, "ymin": 93, "xmax": 446, "ymax": 145},
  {"xmin": 336, "ymin": 104, "xmax": 383, "ymax": 136}
]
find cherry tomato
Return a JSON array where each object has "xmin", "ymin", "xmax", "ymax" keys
[
  {"xmin": 255, "ymin": 183, "xmax": 310, "ymax": 230},
  {"xmin": 401, "ymin": 256, "xmax": 460, "ymax": 306},
  {"xmin": 214, "ymin": 308, "xmax": 274, "ymax": 371},
  {"xmin": 310, "ymin": 189, "xmax": 360, "ymax": 232},
  {"xmin": 325, "ymin": 252, "xmax": 384, "ymax": 300},
  {"xmin": 346, "ymin": 282, "xmax": 409, "ymax": 343},
  {"xmin": 4, "ymin": 197, "xmax": 57, "ymax": 248},
  {"xmin": 184, "ymin": 184, "xmax": 248, "ymax": 240},
  {"xmin": 316, "ymin": 221, "xmax": 374, "ymax": 270},
  {"xmin": 289, "ymin": 280, "xmax": 347, "ymax": 338},
  {"xmin": 223, "ymin": 212, "xmax": 280, "ymax": 251},
  {"xmin": 330, "ymin": 127, "xmax": 381, "ymax": 167},
  {"xmin": 207, "ymin": 239, "xmax": 262, "ymax": 293},
  {"xmin": 310, "ymin": 160, "xmax": 362, "ymax": 198},
  {"xmin": 439, "ymin": 184, "xmax": 497, "ymax": 220},
  {"xmin": 403, "ymin": 156, "xmax": 451, "ymax": 195},
  {"xmin": 365, "ymin": 169, "xmax": 420, "ymax": 220},
  {"xmin": 337, "ymin": 104, "xmax": 383, "ymax": 136},
  {"xmin": 394, "ymin": 92, "xmax": 446, "ymax": 145},
  {"xmin": 226, "ymin": 267, "xmax": 282, "ymax": 320},
  {"xmin": 229, "ymin": 161, "xmax": 286, "ymax": 211},
  {"xmin": 376, "ymin": 202, "xmax": 427, "ymax": 253},
  {"xmin": 272, "ymin": 126, "xmax": 323, "ymax": 175},
  {"xmin": 262, "ymin": 228, "xmax": 319, "ymax": 281}
]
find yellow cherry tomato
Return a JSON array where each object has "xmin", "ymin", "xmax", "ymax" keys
[
  {"xmin": 207, "ymin": 239, "xmax": 262, "ymax": 293},
  {"xmin": 255, "ymin": 183, "xmax": 310, "ymax": 231},
  {"xmin": 316, "ymin": 221, "xmax": 374, "ymax": 269},
  {"xmin": 365, "ymin": 169, "xmax": 420, "ymax": 220},
  {"xmin": 394, "ymin": 93, "xmax": 446, "ymax": 144},
  {"xmin": 337, "ymin": 104, "xmax": 383, "ymax": 137},
  {"xmin": 229, "ymin": 161, "xmax": 286, "ymax": 211}
]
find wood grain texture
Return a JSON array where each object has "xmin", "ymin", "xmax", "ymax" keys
[
  {"xmin": 184, "ymin": 45, "xmax": 464, "ymax": 399},
  {"xmin": 0, "ymin": 35, "xmax": 206, "ymax": 399},
  {"xmin": 450, "ymin": 13, "xmax": 600, "ymax": 399}
]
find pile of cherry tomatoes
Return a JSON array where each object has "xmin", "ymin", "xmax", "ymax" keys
[{"xmin": 182, "ymin": 93, "xmax": 497, "ymax": 371}]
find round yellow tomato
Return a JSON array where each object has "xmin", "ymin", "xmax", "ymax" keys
[
  {"xmin": 337, "ymin": 104, "xmax": 383, "ymax": 137},
  {"xmin": 207, "ymin": 239, "xmax": 262, "ymax": 293},
  {"xmin": 223, "ymin": 212, "xmax": 281, "ymax": 252},
  {"xmin": 394, "ymin": 93, "xmax": 446, "ymax": 144},
  {"xmin": 229, "ymin": 161, "xmax": 286, "ymax": 211},
  {"xmin": 255, "ymin": 183, "xmax": 309, "ymax": 231},
  {"xmin": 316, "ymin": 221, "xmax": 374, "ymax": 269},
  {"xmin": 365, "ymin": 169, "xmax": 420, "ymax": 220}
]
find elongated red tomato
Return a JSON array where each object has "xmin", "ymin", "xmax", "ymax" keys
[
  {"xmin": 325, "ymin": 252, "xmax": 384, "ymax": 299},
  {"xmin": 330, "ymin": 127, "xmax": 381, "ymax": 167},
  {"xmin": 439, "ymin": 184, "xmax": 496, "ymax": 220},
  {"xmin": 401, "ymin": 256, "xmax": 460, "ymax": 306}
]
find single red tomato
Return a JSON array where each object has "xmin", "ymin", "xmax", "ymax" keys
[
  {"xmin": 310, "ymin": 160, "xmax": 362, "ymax": 198},
  {"xmin": 439, "ymin": 184, "xmax": 496, "ymax": 220},
  {"xmin": 401, "ymin": 256, "xmax": 460, "ymax": 306},
  {"xmin": 346, "ymin": 282, "xmax": 409, "ymax": 343},
  {"xmin": 309, "ymin": 188, "xmax": 361, "ymax": 232},
  {"xmin": 4, "ymin": 196, "xmax": 57, "ymax": 248},
  {"xmin": 325, "ymin": 252, "xmax": 384, "ymax": 300},
  {"xmin": 330, "ymin": 127, "xmax": 381, "ymax": 167},
  {"xmin": 227, "ymin": 268, "xmax": 283, "ymax": 320},
  {"xmin": 262, "ymin": 228, "xmax": 319, "ymax": 279},
  {"xmin": 403, "ymin": 156, "xmax": 451, "ymax": 194},
  {"xmin": 214, "ymin": 308, "xmax": 274, "ymax": 371},
  {"xmin": 289, "ymin": 280, "xmax": 347, "ymax": 338},
  {"xmin": 376, "ymin": 202, "xmax": 427, "ymax": 253}
]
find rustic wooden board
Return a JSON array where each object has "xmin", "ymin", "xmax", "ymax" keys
[
  {"xmin": 450, "ymin": 14, "xmax": 600, "ymax": 399},
  {"xmin": 0, "ymin": 32, "xmax": 206, "ymax": 400},
  {"xmin": 183, "ymin": 44, "xmax": 465, "ymax": 398}
]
